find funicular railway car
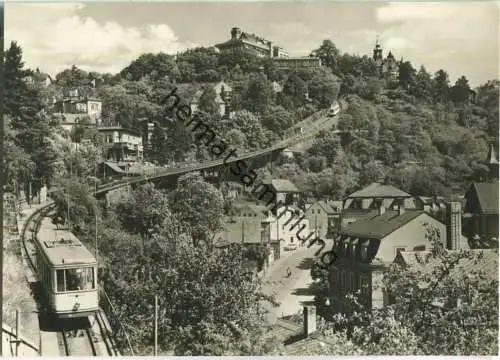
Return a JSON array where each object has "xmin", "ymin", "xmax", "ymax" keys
[{"xmin": 35, "ymin": 229, "xmax": 98, "ymax": 318}]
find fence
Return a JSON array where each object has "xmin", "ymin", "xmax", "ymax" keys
[
  {"xmin": 2, "ymin": 311, "xmax": 40, "ymax": 357},
  {"xmin": 99, "ymin": 288, "xmax": 135, "ymax": 356}
]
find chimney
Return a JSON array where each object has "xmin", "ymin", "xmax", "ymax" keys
[
  {"xmin": 303, "ymin": 305, "xmax": 317, "ymax": 337},
  {"xmin": 378, "ymin": 204, "xmax": 386, "ymax": 216},
  {"xmin": 446, "ymin": 202, "xmax": 462, "ymax": 250}
]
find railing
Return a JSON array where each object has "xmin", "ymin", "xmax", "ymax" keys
[
  {"xmin": 2, "ymin": 312, "xmax": 40, "ymax": 356},
  {"xmin": 99, "ymin": 288, "xmax": 135, "ymax": 356}
]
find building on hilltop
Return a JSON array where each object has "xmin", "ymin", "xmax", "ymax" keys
[
  {"xmin": 327, "ymin": 202, "xmax": 469, "ymax": 313},
  {"xmin": 372, "ymin": 37, "xmax": 399, "ymax": 82},
  {"xmin": 52, "ymin": 88, "xmax": 103, "ymax": 131},
  {"xmin": 273, "ymin": 56, "xmax": 322, "ymax": 69},
  {"xmin": 215, "ymin": 27, "xmax": 321, "ymax": 68},
  {"xmin": 215, "ymin": 27, "xmax": 274, "ymax": 57}
]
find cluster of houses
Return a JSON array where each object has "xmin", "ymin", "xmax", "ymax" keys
[
  {"xmin": 218, "ymin": 148, "xmax": 499, "ymax": 315},
  {"xmin": 216, "ymin": 150, "xmax": 498, "ymax": 354}
]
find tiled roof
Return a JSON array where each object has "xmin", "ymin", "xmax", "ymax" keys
[
  {"xmin": 341, "ymin": 210, "xmax": 425, "ymax": 239},
  {"xmin": 396, "ymin": 249, "xmax": 498, "ymax": 285},
  {"xmin": 346, "ymin": 182, "xmax": 411, "ymax": 198},
  {"xmin": 472, "ymin": 182, "xmax": 499, "ymax": 214},
  {"xmin": 264, "ymin": 179, "xmax": 299, "ymax": 193},
  {"xmin": 265, "ymin": 319, "xmax": 339, "ymax": 355},
  {"xmin": 307, "ymin": 201, "xmax": 338, "ymax": 214}
]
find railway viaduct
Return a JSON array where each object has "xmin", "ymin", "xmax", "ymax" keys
[{"xmin": 95, "ymin": 100, "xmax": 347, "ymax": 203}]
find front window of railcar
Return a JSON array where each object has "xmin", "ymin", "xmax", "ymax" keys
[{"xmin": 64, "ymin": 268, "xmax": 95, "ymax": 291}]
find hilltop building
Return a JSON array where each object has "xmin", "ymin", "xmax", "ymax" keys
[
  {"xmin": 215, "ymin": 27, "xmax": 321, "ymax": 68},
  {"xmin": 372, "ymin": 38, "xmax": 400, "ymax": 82},
  {"xmin": 53, "ymin": 88, "xmax": 102, "ymax": 131}
]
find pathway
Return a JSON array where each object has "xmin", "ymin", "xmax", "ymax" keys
[{"xmin": 262, "ymin": 240, "xmax": 333, "ymax": 324}]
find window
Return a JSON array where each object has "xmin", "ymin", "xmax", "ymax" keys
[
  {"xmin": 290, "ymin": 237, "xmax": 294, "ymax": 243},
  {"xmin": 57, "ymin": 270, "xmax": 65, "ymax": 292},
  {"xmin": 57, "ymin": 267, "xmax": 95, "ymax": 292},
  {"xmin": 311, "ymin": 209, "xmax": 315, "ymax": 214},
  {"xmin": 344, "ymin": 240, "xmax": 350, "ymax": 257},
  {"xmin": 360, "ymin": 240, "xmax": 369, "ymax": 261},
  {"xmin": 360, "ymin": 274, "xmax": 370, "ymax": 298}
]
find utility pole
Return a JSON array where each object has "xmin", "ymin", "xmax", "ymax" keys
[
  {"xmin": 242, "ymin": 221, "xmax": 245, "ymax": 244},
  {"xmin": 154, "ymin": 295, "xmax": 158, "ymax": 356}
]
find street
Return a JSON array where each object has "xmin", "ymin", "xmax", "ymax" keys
[{"xmin": 262, "ymin": 240, "xmax": 332, "ymax": 324}]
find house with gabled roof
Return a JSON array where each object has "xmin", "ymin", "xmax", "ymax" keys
[
  {"xmin": 341, "ymin": 182, "xmax": 417, "ymax": 229},
  {"xmin": 305, "ymin": 200, "xmax": 341, "ymax": 239},
  {"xmin": 261, "ymin": 179, "xmax": 300, "ymax": 205},
  {"xmin": 463, "ymin": 182, "xmax": 499, "ymax": 246},
  {"xmin": 328, "ymin": 202, "xmax": 469, "ymax": 313}
]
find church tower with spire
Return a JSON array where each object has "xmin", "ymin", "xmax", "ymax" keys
[
  {"xmin": 486, "ymin": 143, "xmax": 499, "ymax": 180},
  {"xmin": 373, "ymin": 36, "xmax": 383, "ymax": 64}
]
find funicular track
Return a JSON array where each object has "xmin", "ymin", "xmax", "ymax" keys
[{"xmin": 19, "ymin": 202, "xmax": 117, "ymax": 356}]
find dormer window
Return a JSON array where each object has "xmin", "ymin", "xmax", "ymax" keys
[
  {"xmin": 344, "ymin": 238, "xmax": 350, "ymax": 257},
  {"xmin": 351, "ymin": 238, "xmax": 359, "ymax": 260},
  {"xmin": 361, "ymin": 240, "xmax": 370, "ymax": 261}
]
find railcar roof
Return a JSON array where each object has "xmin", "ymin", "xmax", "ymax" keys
[{"xmin": 37, "ymin": 226, "xmax": 96, "ymax": 266}]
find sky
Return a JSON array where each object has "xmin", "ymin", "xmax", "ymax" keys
[{"xmin": 5, "ymin": 1, "xmax": 499, "ymax": 86}]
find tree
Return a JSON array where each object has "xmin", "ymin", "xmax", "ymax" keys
[
  {"xmin": 101, "ymin": 237, "xmax": 279, "ymax": 355},
  {"xmin": 2, "ymin": 41, "xmax": 33, "ymax": 118},
  {"xmin": 411, "ymin": 66, "xmax": 434, "ymax": 101},
  {"xmin": 311, "ymin": 40, "xmax": 341, "ymax": 73},
  {"xmin": 231, "ymin": 110, "xmax": 270, "ymax": 150},
  {"xmin": 55, "ymin": 65, "xmax": 91, "ymax": 88},
  {"xmin": 120, "ymin": 53, "xmax": 180, "ymax": 82},
  {"xmin": 150, "ymin": 124, "xmax": 168, "ymax": 164},
  {"xmin": 168, "ymin": 174, "xmax": 224, "ymax": 248},
  {"xmin": 114, "ymin": 183, "xmax": 171, "ymax": 239},
  {"xmin": 244, "ymin": 74, "xmax": 275, "ymax": 114},
  {"xmin": 282, "ymin": 73, "xmax": 307, "ymax": 107},
  {"xmin": 449, "ymin": 75, "xmax": 472, "ymax": 103},
  {"xmin": 398, "ymin": 61, "xmax": 416, "ymax": 91},
  {"xmin": 261, "ymin": 106, "xmax": 295, "ymax": 135},
  {"xmin": 433, "ymin": 69, "xmax": 450, "ymax": 103},
  {"xmin": 308, "ymin": 73, "xmax": 341, "ymax": 108},
  {"xmin": 198, "ymin": 85, "xmax": 220, "ymax": 117},
  {"xmin": 51, "ymin": 177, "xmax": 98, "ymax": 231}
]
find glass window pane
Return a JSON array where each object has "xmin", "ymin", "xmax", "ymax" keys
[
  {"xmin": 65, "ymin": 268, "xmax": 95, "ymax": 291},
  {"xmin": 57, "ymin": 270, "xmax": 65, "ymax": 292}
]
